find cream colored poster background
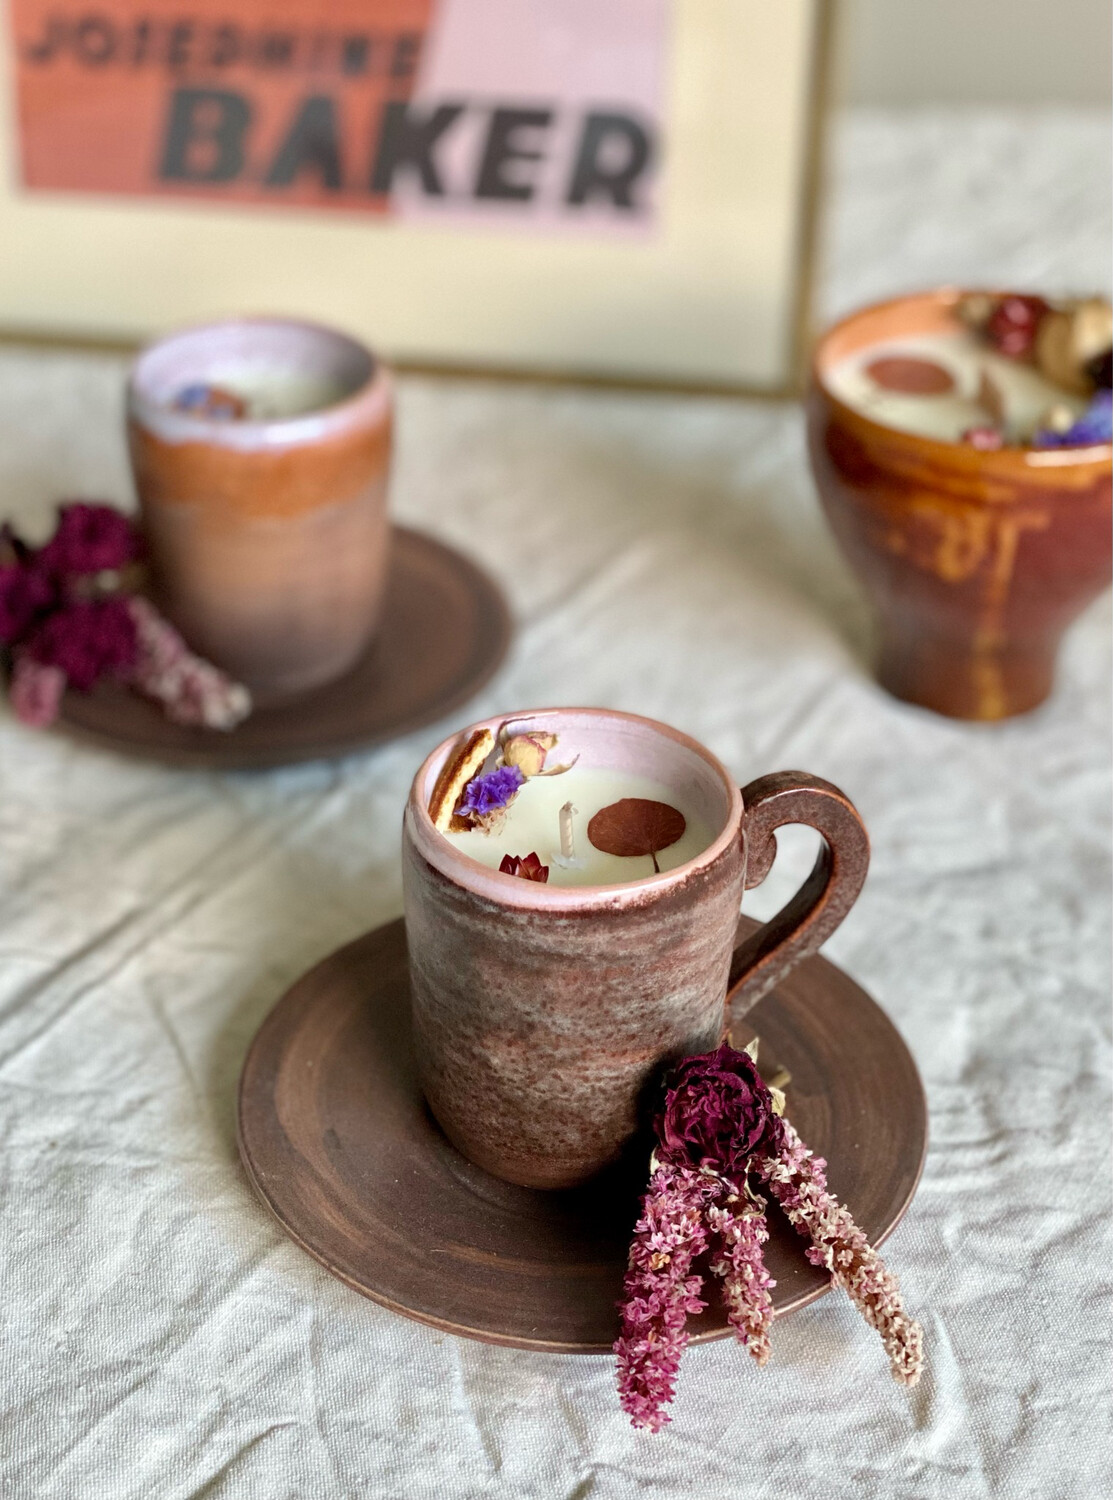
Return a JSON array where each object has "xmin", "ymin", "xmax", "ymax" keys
[{"xmin": 0, "ymin": 0, "xmax": 822, "ymax": 389}]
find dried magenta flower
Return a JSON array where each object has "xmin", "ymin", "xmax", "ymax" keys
[
  {"xmin": 37, "ymin": 503, "xmax": 143, "ymax": 578},
  {"xmin": 961, "ymin": 426, "xmax": 1005, "ymax": 450},
  {"xmin": 0, "ymin": 562, "xmax": 56, "ymax": 644},
  {"xmin": 656, "ymin": 1044, "xmax": 775, "ymax": 1176},
  {"xmin": 24, "ymin": 597, "xmax": 138, "ymax": 690}
]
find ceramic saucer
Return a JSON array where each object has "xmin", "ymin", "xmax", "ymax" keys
[
  {"xmin": 237, "ymin": 915, "xmax": 927, "ymax": 1353},
  {"xmin": 55, "ymin": 526, "xmax": 511, "ymax": 769}
]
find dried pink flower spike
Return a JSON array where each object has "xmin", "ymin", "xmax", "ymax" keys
[
  {"xmin": 757, "ymin": 1117, "xmax": 923, "ymax": 1386},
  {"xmin": 8, "ymin": 656, "xmax": 66, "ymax": 727},
  {"xmin": 707, "ymin": 1195, "xmax": 775, "ymax": 1366},
  {"xmin": 126, "ymin": 597, "xmax": 251, "ymax": 731},
  {"xmin": 614, "ymin": 1159, "xmax": 715, "ymax": 1433}
]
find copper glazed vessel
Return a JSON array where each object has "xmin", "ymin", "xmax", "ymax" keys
[{"xmin": 808, "ymin": 290, "xmax": 1112, "ymax": 720}]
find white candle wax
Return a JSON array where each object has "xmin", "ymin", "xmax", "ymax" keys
[
  {"xmin": 448, "ymin": 767, "xmax": 715, "ymax": 887},
  {"xmin": 827, "ymin": 330, "xmax": 1086, "ymax": 443}
]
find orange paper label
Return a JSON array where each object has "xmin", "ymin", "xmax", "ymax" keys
[{"xmin": 8, "ymin": 0, "xmax": 665, "ymax": 227}]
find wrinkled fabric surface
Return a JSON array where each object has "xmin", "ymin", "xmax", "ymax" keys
[{"xmin": 1, "ymin": 110, "xmax": 1110, "ymax": 1499}]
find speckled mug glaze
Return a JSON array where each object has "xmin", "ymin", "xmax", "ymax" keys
[
  {"xmin": 403, "ymin": 708, "xmax": 870, "ymax": 1189},
  {"xmin": 127, "ymin": 319, "xmax": 392, "ymax": 700},
  {"xmin": 808, "ymin": 290, "xmax": 1112, "ymax": 720}
]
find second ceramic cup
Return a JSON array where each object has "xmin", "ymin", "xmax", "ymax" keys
[
  {"xmin": 127, "ymin": 318, "xmax": 393, "ymax": 700},
  {"xmin": 403, "ymin": 708, "xmax": 870, "ymax": 1190}
]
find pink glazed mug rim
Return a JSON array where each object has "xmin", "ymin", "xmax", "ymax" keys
[
  {"xmin": 405, "ymin": 707, "xmax": 744, "ymax": 913},
  {"xmin": 127, "ymin": 315, "xmax": 392, "ymax": 454}
]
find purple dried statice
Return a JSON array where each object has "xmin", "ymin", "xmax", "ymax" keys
[
  {"xmin": 458, "ymin": 764, "xmax": 525, "ymax": 819},
  {"xmin": 1033, "ymin": 389, "xmax": 1112, "ymax": 448}
]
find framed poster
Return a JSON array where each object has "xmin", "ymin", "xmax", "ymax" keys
[{"xmin": 0, "ymin": 0, "xmax": 834, "ymax": 393}]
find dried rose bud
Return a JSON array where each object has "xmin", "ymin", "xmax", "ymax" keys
[
  {"xmin": 985, "ymin": 295, "xmax": 1049, "ymax": 359},
  {"xmin": 962, "ymin": 426, "xmax": 1004, "ymax": 450},
  {"xmin": 1036, "ymin": 299, "xmax": 1113, "ymax": 395},
  {"xmin": 498, "ymin": 852, "xmax": 550, "ymax": 882},
  {"xmin": 502, "ymin": 732, "xmax": 556, "ymax": 777}
]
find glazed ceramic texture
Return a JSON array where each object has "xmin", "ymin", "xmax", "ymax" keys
[
  {"xmin": 127, "ymin": 319, "xmax": 393, "ymax": 701},
  {"xmin": 403, "ymin": 709, "xmax": 869, "ymax": 1190},
  {"xmin": 808, "ymin": 290, "xmax": 1112, "ymax": 720}
]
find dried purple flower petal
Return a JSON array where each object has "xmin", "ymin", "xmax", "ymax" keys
[
  {"xmin": 1034, "ymin": 389, "xmax": 1112, "ymax": 448},
  {"xmin": 37, "ymin": 503, "xmax": 143, "ymax": 578},
  {"xmin": 459, "ymin": 764, "xmax": 525, "ymax": 819}
]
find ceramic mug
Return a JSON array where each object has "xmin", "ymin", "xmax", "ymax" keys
[
  {"xmin": 808, "ymin": 289, "xmax": 1112, "ymax": 720},
  {"xmin": 402, "ymin": 708, "xmax": 869, "ymax": 1190},
  {"xmin": 127, "ymin": 318, "xmax": 393, "ymax": 701}
]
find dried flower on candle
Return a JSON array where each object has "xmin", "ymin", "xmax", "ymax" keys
[
  {"xmin": 615, "ymin": 1043, "xmax": 924, "ymax": 1432},
  {"xmin": 173, "ymin": 383, "xmax": 248, "ymax": 421},
  {"xmin": 501, "ymin": 731, "xmax": 557, "ymax": 777},
  {"xmin": 1035, "ymin": 298, "xmax": 1113, "ymax": 395},
  {"xmin": 1034, "ymin": 389, "xmax": 1112, "ymax": 448},
  {"xmin": 458, "ymin": 765, "xmax": 525, "ymax": 825},
  {"xmin": 588, "ymin": 798, "xmax": 686, "ymax": 874},
  {"xmin": 984, "ymin": 294, "xmax": 1049, "ymax": 360},
  {"xmin": 961, "ymin": 426, "xmax": 1004, "ymax": 450},
  {"xmin": 498, "ymin": 852, "xmax": 550, "ymax": 883}
]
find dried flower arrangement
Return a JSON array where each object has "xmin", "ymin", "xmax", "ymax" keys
[
  {"xmin": 956, "ymin": 293, "xmax": 1112, "ymax": 448},
  {"xmin": 616, "ymin": 1043, "xmax": 923, "ymax": 1432},
  {"xmin": 0, "ymin": 503, "xmax": 250, "ymax": 731}
]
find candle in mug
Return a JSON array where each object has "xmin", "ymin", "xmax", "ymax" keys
[
  {"xmin": 428, "ymin": 721, "xmax": 714, "ymax": 887},
  {"xmin": 826, "ymin": 330, "xmax": 1088, "ymax": 444},
  {"xmin": 825, "ymin": 293, "xmax": 1112, "ymax": 449}
]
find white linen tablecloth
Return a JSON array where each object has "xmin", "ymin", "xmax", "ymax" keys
[{"xmin": 1, "ymin": 110, "xmax": 1110, "ymax": 1499}]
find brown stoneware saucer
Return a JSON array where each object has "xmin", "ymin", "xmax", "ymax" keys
[
  {"xmin": 54, "ymin": 527, "xmax": 511, "ymax": 769},
  {"xmin": 237, "ymin": 915, "xmax": 927, "ymax": 1353}
]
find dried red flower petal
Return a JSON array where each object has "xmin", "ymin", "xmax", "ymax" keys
[
  {"xmin": 587, "ymin": 798, "xmax": 686, "ymax": 873},
  {"xmin": 498, "ymin": 851, "xmax": 550, "ymax": 882}
]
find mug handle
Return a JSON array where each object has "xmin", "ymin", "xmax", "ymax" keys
[{"xmin": 725, "ymin": 771, "xmax": 870, "ymax": 1027}]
